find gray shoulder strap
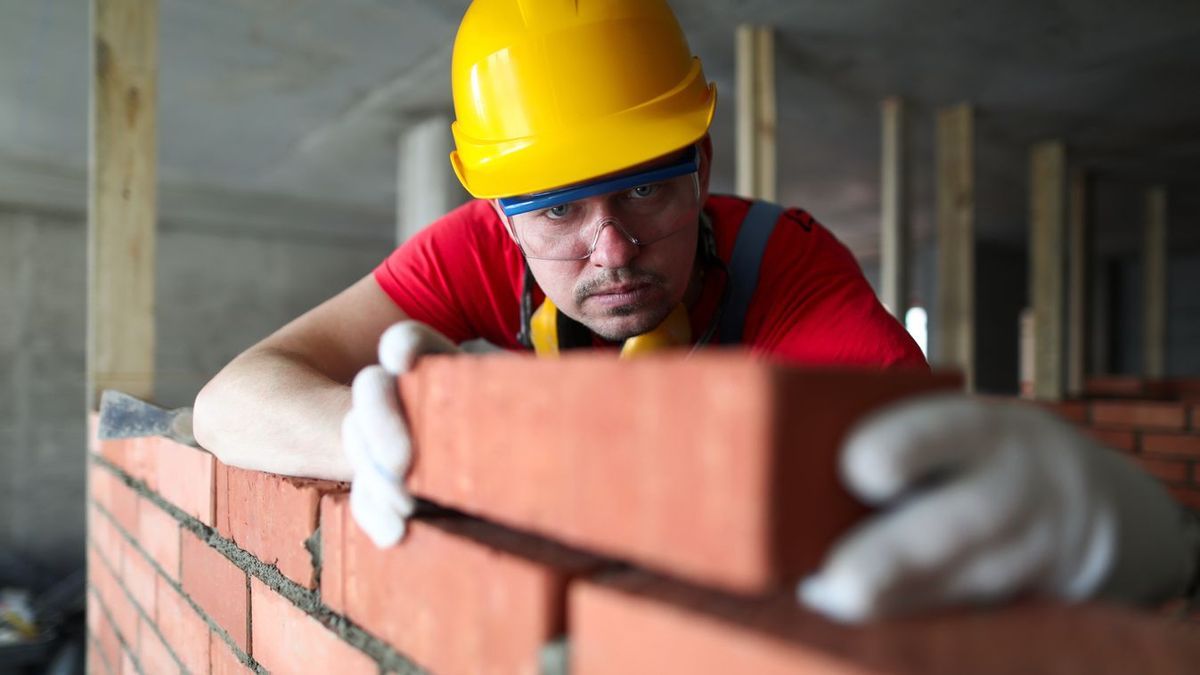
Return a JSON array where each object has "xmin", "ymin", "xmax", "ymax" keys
[{"xmin": 717, "ymin": 200, "xmax": 785, "ymax": 345}]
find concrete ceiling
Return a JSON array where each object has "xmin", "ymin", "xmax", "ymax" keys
[{"xmin": 2, "ymin": 0, "xmax": 1198, "ymax": 256}]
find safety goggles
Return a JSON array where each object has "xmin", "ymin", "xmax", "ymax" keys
[
  {"xmin": 498, "ymin": 146, "xmax": 701, "ymax": 261},
  {"xmin": 497, "ymin": 145, "xmax": 699, "ymax": 218}
]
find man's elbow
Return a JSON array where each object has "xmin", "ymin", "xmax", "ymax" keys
[{"xmin": 191, "ymin": 375, "xmax": 231, "ymax": 463}]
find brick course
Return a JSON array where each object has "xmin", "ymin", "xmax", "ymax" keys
[
  {"xmin": 571, "ymin": 571, "xmax": 1200, "ymax": 674},
  {"xmin": 321, "ymin": 492, "xmax": 601, "ymax": 675},
  {"xmin": 215, "ymin": 462, "xmax": 342, "ymax": 588},
  {"xmin": 250, "ymin": 577, "xmax": 376, "ymax": 675},
  {"xmin": 1090, "ymin": 401, "xmax": 1187, "ymax": 431},
  {"xmin": 181, "ymin": 530, "xmax": 250, "ymax": 651},
  {"xmin": 401, "ymin": 354, "xmax": 959, "ymax": 593}
]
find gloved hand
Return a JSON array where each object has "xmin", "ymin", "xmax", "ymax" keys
[
  {"xmin": 341, "ymin": 321, "xmax": 459, "ymax": 547},
  {"xmin": 799, "ymin": 394, "xmax": 1200, "ymax": 623}
]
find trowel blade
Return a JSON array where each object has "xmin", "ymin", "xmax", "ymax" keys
[{"xmin": 97, "ymin": 390, "xmax": 196, "ymax": 446}]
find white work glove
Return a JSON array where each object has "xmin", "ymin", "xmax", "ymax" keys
[
  {"xmin": 799, "ymin": 394, "xmax": 1200, "ymax": 623},
  {"xmin": 341, "ymin": 321, "xmax": 458, "ymax": 547}
]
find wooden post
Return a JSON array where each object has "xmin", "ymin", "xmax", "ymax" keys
[
  {"xmin": 1144, "ymin": 186, "xmax": 1168, "ymax": 378},
  {"xmin": 1066, "ymin": 169, "xmax": 1091, "ymax": 397},
  {"xmin": 736, "ymin": 25, "xmax": 776, "ymax": 201},
  {"xmin": 880, "ymin": 97, "xmax": 910, "ymax": 319},
  {"xmin": 88, "ymin": 0, "xmax": 158, "ymax": 409},
  {"xmin": 935, "ymin": 104, "xmax": 975, "ymax": 390},
  {"xmin": 1029, "ymin": 141, "xmax": 1067, "ymax": 401}
]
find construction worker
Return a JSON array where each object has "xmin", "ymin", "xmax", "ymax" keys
[{"xmin": 193, "ymin": 0, "xmax": 1199, "ymax": 623}]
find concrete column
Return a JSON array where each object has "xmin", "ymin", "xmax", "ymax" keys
[
  {"xmin": 880, "ymin": 97, "xmax": 910, "ymax": 318},
  {"xmin": 88, "ymin": 0, "xmax": 158, "ymax": 409},
  {"xmin": 1144, "ymin": 186, "xmax": 1168, "ymax": 378},
  {"xmin": 1066, "ymin": 170, "xmax": 1091, "ymax": 397},
  {"xmin": 397, "ymin": 114, "xmax": 464, "ymax": 244},
  {"xmin": 1029, "ymin": 141, "xmax": 1067, "ymax": 401},
  {"xmin": 935, "ymin": 104, "xmax": 975, "ymax": 390},
  {"xmin": 735, "ymin": 25, "xmax": 776, "ymax": 201}
]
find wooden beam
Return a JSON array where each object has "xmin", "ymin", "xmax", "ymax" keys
[
  {"xmin": 1066, "ymin": 169, "xmax": 1091, "ymax": 397},
  {"xmin": 735, "ymin": 25, "xmax": 776, "ymax": 201},
  {"xmin": 880, "ymin": 97, "xmax": 910, "ymax": 319},
  {"xmin": 1029, "ymin": 141, "xmax": 1067, "ymax": 401},
  {"xmin": 1144, "ymin": 186, "xmax": 1168, "ymax": 378},
  {"xmin": 88, "ymin": 0, "xmax": 158, "ymax": 408},
  {"xmin": 935, "ymin": 104, "xmax": 975, "ymax": 390}
]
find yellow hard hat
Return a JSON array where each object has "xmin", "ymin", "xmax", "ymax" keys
[{"xmin": 449, "ymin": 0, "xmax": 717, "ymax": 199}]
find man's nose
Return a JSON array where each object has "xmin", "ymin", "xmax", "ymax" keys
[{"xmin": 589, "ymin": 219, "xmax": 640, "ymax": 269}]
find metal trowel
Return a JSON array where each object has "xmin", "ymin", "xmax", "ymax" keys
[{"xmin": 97, "ymin": 390, "xmax": 197, "ymax": 447}]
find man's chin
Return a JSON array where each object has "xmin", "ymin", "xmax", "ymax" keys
[{"xmin": 585, "ymin": 306, "xmax": 673, "ymax": 342}]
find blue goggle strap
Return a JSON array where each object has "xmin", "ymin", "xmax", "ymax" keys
[{"xmin": 498, "ymin": 146, "xmax": 699, "ymax": 218}]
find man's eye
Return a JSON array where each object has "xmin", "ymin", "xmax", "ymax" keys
[
  {"xmin": 630, "ymin": 184, "xmax": 659, "ymax": 199},
  {"xmin": 544, "ymin": 204, "xmax": 570, "ymax": 219}
]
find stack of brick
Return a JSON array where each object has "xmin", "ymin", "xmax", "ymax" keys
[
  {"xmin": 1040, "ymin": 376, "xmax": 1200, "ymax": 511},
  {"xmin": 87, "ymin": 354, "xmax": 1200, "ymax": 674}
]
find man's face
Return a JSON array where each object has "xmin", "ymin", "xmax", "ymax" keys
[{"xmin": 497, "ymin": 140, "xmax": 713, "ymax": 342}]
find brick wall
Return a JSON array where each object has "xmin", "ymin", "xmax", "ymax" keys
[
  {"xmin": 86, "ymin": 354, "xmax": 1200, "ymax": 674},
  {"xmin": 1040, "ymin": 377, "xmax": 1200, "ymax": 510}
]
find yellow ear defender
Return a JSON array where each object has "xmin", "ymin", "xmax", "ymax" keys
[{"xmin": 530, "ymin": 298, "xmax": 692, "ymax": 358}]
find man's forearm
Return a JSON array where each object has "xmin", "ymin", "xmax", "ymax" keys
[{"xmin": 193, "ymin": 347, "xmax": 355, "ymax": 481}]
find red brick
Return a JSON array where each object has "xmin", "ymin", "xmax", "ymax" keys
[
  {"xmin": 400, "ymin": 354, "xmax": 959, "ymax": 593},
  {"xmin": 88, "ymin": 632, "xmax": 109, "ymax": 675},
  {"xmin": 87, "ymin": 578, "xmax": 103, "ymax": 636},
  {"xmin": 108, "ymin": 473, "xmax": 141, "ymax": 537},
  {"xmin": 250, "ymin": 577, "xmax": 376, "ymax": 674},
  {"xmin": 1168, "ymin": 486, "xmax": 1200, "ymax": 511},
  {"xmin": 138, "ymin": 618, "xmax": 180, "ymax": 675},
  {"xmin": 99, "ymin": 437, "xmax": 159, "ymax": 490},
  {"xmin": 211, "ymin": 637, "xmax": 254, "ymax": 675},
  {"xmin": 1037, "ymin": 400, "xmax": 1088, "ymax": 424},
  {"xmin": 122, "ymin": 540, "xmax": 157, "ymax": 618},
  {"xmin": 92, "ymin": 547, "xmax": 139, "ymax": 647},
  {"xmin": 318, "ymin": 493, "xmax": 347, "ymax": 614},
  {"xmin": 322, "ymin": 493, "xmax": 604, "ymax": 675},
  {"xmin": 215, "ymin": 461, "xmax": 342, "ymax": 588},
  {"xmin": 570, "ymin": 571, "xmax": 1200, "ymax": 675},
  {"xmin": 1081, "ymin": 427, "xmax": 1138, "ymax": 453},
  {"xmin": 155, "ymin": 575, "xmax": 210, "ymax": 674},
  {"xmin": 1191, "ymin": 405, "xmax": 1200, "ymax": 431},
  {"xmin": 181, "ymin": 530, "xmax": 250, "ymax": 651},
  {"xmin": 97, "ymin": 610, "xmax": 121, "ymax": 675},
  {"xmin": 1090, "ymin": 401, "xmax": 1186, "ymax": 431},
  {"xmin": 90, "ymin": 505, "xmax": 124, "ymax": 570},
  {"xmin": 89, "ymin": 411, "xmax": 101, "ymax": 454},
  {"xmin": 1084, "ymin": 374, "xmax": 1147, "ymax": 396},
  {"xmin": 1133, "ymin": 456, "xmax": 1190, "ymax": 484},
  {"xmin": 90, "ymin": 462, "xmax": 114, "ymax": 511},
  {"xmin": 154, "ymin": 438, "xmax": 215, "ymax": 525},
  {"xmin": 138, "ymin": 497, "xmax": 181, "ymax": 579},
  {"xmin": 1142, "ymin": 433, "xmax": 1200, "ymax": 458}
]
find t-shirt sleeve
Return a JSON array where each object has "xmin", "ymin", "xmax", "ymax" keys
[
  {"xmin": 744, "ymin": 210, "xmax": 929, "ymax": 370},
  {"xmin": 372, "ymin": 200, "xmax": 525, "ymax": 347}
]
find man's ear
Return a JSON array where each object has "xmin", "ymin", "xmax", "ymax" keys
[
  {"xmin": 697, "ymin": 134, "xmax": 714, "ymax": 204},
  {"xmin": 489, "ymin": 199, "xmax": 520, "ymax": 243}
]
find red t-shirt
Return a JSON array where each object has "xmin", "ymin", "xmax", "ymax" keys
[{"xmin": 373, "ymin": 195, "xmax": 927, "ymax": 369}]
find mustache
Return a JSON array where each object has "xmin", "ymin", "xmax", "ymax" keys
[{"xmin": 574, "ymin": 268, "xmax": 665, "ymax": 304}]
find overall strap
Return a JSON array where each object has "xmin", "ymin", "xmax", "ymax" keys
[{"xmin": 716, "ymin": 200, "xmax": 785, "ymax": 345}]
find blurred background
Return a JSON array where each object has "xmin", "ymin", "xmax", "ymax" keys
[{"xmin": 0, "ymin": 0, "xmax": 1198, "ymax": 667}]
